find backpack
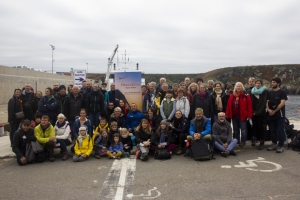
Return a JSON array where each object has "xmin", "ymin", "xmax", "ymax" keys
[
  {"xmin": 288, "ymin": 131, "xmax": 300, "ymax": 151},
  {"xmin": 191, "ymin": 138, "xmax": 213, "ymax": 161},
  {"xmin": 284, "ymin": 118, "xmax": 294, "ymax": 138},
  {"xmin": 155, "ymin": 148, "xmax": 171, "ymax": 160}
]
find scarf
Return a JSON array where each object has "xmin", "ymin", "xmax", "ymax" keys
[
  {"xmin": 159, "ymin": 130, "xmax": 166, "ymax": 144},
  {"xmin": 234, "ymin": 92, "xmax": 242, "ymax": 108},
  {"xmin": 173, "ymin": 116, "xmax": 182, "ymax": 128},
  {"xmin": 251, "ymin": 86, "xmax": 266, "ymax": 95},
  {"xmin": 215, "ymin": 90, "xmax": 223, "ymax": 111},
  {"xmin": 197, "ymin": 91, "xmax": 206, "ymax": 101},
  {"xmin": 78, "ymin": 133, "xmax": 87, "ymax": 147},
  {"xmin": 121, "ymin": 106, "xmax": 128, "ymax": 116},
  {"xmin": 56, "ymin": 121, "xmax": 66, "ymax": 128},
  {"xmin": 91, "ymin": 89, "xmax": 100, "ymax": 95}
]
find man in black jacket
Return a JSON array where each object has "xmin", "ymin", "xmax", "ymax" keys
[
  {"xmin": 21, "ymin": 84, "xmax": 35, "ymax": 121},
  {"xmin": 12, "ymin": 120, "xmax": 44, "ymax": 165},
  {"xmin": 56, "ymin": 85, "xmax": 68, "ymax": 116}
]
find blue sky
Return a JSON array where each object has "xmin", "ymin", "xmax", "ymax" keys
[{"xmin": 1, "ymin": 0, "xmax": 300, "ymax": 73}]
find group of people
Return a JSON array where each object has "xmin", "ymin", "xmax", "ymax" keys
[{"xmin": 9, "ymin": 75, "xmax": 288, "ymax": 165}]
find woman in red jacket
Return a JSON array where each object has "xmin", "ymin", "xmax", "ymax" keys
[{"xmin": 226, "ymin": 82, "xmax": 252, "ymax": 147}]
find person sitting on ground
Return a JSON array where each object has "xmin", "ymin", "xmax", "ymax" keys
[
  {"xmin": 73, "ymin": 108, "xmax": 92, "ymax": 139},
  {"xmin": 54, "ymin": 113, "xmax": 72, "ymax": 161},
  {"xmin": 170, "ymin": 110, "xmax": 189, "ymax": 155},
  {"xmin": 108, "ymin": 121, "xmax": 119, "ymax": 147},
  {"xmin": 34, "ymin": 115, "xmax": 56, "ymax": 162},
  {"xmin": 120, "ymin": 128, "xmax": 133, "ymax": 157},
  {"xmin": 189, "ymin": 108, "xmax": 212, "ymax": 140},
  {"xmin": 145, "ymin": 108, "xmax": 161, "ymax": 133},
  {"xmin": 160, "ymin": 89, "xmax": 176, "ymax": 122},
  {"xmin": 126, "ymin": 103, "xmax": 145, "ymax": 135},
  {"xmin": 30, "ymin": 114, "xmax": 41, "ymax": 128},
  {"xmin": 93, "ymin": 118, "xmax": 110, "ymax": 140},
  {"xmin": 107, "ymin": 133, "xmax": 123, "ymax": 159},
  {"xmin": 12, "ymin": 119, "xmax": 44, "ymax": 166},
  {"xmin": 152, "ymin": 120, "xmax": 176, "ymax": 156},
  {"xmin": 135, "ymin": 119, "xmax": 152, "ymax": 161},
  {"xmin": 94, "ymin": 129, "xmax": 109, "ymax": 159},
  {"xmin": 73, "ymin": 126, "xmax": 93, "ymax": 162},
  {"xmin": 212, "ymin": 112, "xmax": 237, "ymax": 157},
  {"xmin": 110, "ymin": 107, "xmax": 126, "ymax": 128}
]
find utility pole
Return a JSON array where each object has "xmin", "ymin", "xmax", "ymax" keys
[
  {"xmin": 86, "ymin": 62, "xmax": 88, "ymax": 74},
  {"xmin": 50, "ymin": 44, "xmax": 55, "ymax": 73}
]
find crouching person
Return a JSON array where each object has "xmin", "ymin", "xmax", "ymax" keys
[
  {"xmin": 135, "ymin": 119, "xmax": 152, "ymax": 161},
  {"xmin": 212, "ymin": 112, "xmax": 237, "ymax": 157},
  {"xmin": 12, "ymin": 119, "xmax": 45, "ymax": 165},
  {"xmin": 34, "ymin": 115, "xmax": 56, "ymax": 162},
  {"xmin": 73, "ymin": 126, "xmax": 93, "ymax": 162}
]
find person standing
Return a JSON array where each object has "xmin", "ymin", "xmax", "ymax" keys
[
  {"xmin": 250, "ymin": 79, "xmax": 268, "ymax": 149},
  {"xmin": 142, "ymin": 82, "xmax": 157, "ymax": 113},
  {"xmin": 38, "ymin": 87, "xmax": 57, "ymax": 125},
  {"xmin": 211, "ymin": 82, "xmax": 225, "ymax": 125},
  {"xmin": 266, "ymin": 77, "xmax": 288, "ymax": 153},
  {"xmin": 21, "ymin": 83, "xmax": 35, "ymax": 121},
  {"xmin": 226, "ymin": 82, "xmax": 252, "ymax": 147},
  {"xmin": 8, "ymin": 89, "xmax": 23, "ymax": 145},
  {"xmin": 56, "ymin": 85, "xmax": 68, "ymax": 116},
  {"xmin": 86, "ymin": 83, "xmax": 104, "ymax": 129},
  {"xmin": 190, "ymin": 83, "xmax": 213, "ymax": 119}
]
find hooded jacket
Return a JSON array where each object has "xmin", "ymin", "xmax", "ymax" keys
[
  {"xmin": 189, "ymin": 116, "xmax": 211, "ymax": 137},
  {"xmin": 34, "ymin": 123, "xmax": 55, "ymax": 146},
  {"xmin": 64, "ymin": 93, "xmax": 84, "ymax": 121},
  {"xmin": 8, "ymin": 95, "xmax": 22, "ymax": 123},
  {"xmin": 74, "ymin": 135, "xmax": 93, "ymax": 156},
  {"xmin": 38, "ymin": 95, "xmax": 57, "ymax": 120},
  {"xmin": 86, "ymin": 90, "xmax": 104, "ymax": 115}
]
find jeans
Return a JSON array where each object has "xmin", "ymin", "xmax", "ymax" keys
[
  {"xmin": 269, "ymin": 117, "xmax": 285, "ymax": 147},
  {"xmin": 89, "ymin": 112, "xmax": 101, "ymax": 130},
  {"xmin": 232, "ymin": 117, "xmax": 247, "ymax": 142},
  {"xmin": 10, "ymin": 120, "xmax": 21, "ymax": 145},
  {"xmin": 214, "ymin": 138, "xmax": 238, "ymax": 152},
  {"xmin": 56, "ymin": 139, "xmax": 71, "ymax": 153}
]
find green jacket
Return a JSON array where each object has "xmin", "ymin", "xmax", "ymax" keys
[{"xmin": 34, "ymin": 124, "xmax": 55, "ymax": 146}]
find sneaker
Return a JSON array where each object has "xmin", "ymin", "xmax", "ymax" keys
[
  {"xmin": 141, "ymin": 153, "xmax": 148, "ymax": 161},
  {"xmin": 62, "ymin": 153, "xmax": 70, "ymax": 161},
  {"xmin": 230, "ymin": 150, "xmax": 236, "ymax": 156},
  {"xmin": 49, "ymin": 157, "xmax": 55, "ymax": 162},
  {"xmin": 276, "ymin": 146, "xmax": 284, "ymax": 153},
  {"xmin": 239, "ymin": 142, "xmax": 246, "ymax": 147},
  {"xmin": 94, "ymin": 155, "xmax": 101, "ymax": 159},
  {"xmin": 176, "ymin": 147, "xmax": 183, "ymax": 155},
  {"xmin": 143, "ymin": 154, "xmax": 148, "ymax": 161},
  {"xmin": 267, "ymin": 144, "xmax": 277, "ymax": 151},
  {"xmin": 221, "ymin": 151, "xmax": 228, "ymax": 157},
  {"xmin": 257, "ymin": 142, "xmax": 264, "ymax": 150}
]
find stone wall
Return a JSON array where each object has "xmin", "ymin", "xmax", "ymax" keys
[{"xmin": 0, "ymin": 65, "xmax": 73, "ymax": 104}]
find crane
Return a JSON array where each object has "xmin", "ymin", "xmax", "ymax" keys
[{"xmin": 105, "ymin": 44, "xmax": 119, "ymax": 85}]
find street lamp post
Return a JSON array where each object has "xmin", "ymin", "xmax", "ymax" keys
[
  {"xmin": 86, "ymin": 62, "xmax": 88, "ymax": 74},
  {"xmin": 50, "ymin": 44, "xmax": 55, "ymax": 73}
]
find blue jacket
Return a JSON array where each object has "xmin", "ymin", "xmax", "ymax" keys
[
  {"xmin": 189, "ymin": 117, "xmax": 211, "ymax": 136},
  {"xmin": 126, "ymin": 110, "xmax": 145, "ymax": 132},
  {"xmin": 73, "ymin": 118, "xmax": 93, "ymax": 139},
  {"xmin": 109, "ymin": 142, "xmax": 123, "ymax": 153},
  {"xmin": 38, "ymin": 95, "xmax": 57, "ymax": 120}
]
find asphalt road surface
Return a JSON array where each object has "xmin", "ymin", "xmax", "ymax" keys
[{"xmin": 1, "ymin": 148, "xmax": 300, "ymax": 200}]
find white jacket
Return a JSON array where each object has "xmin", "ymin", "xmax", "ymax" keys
[
  {"xmin": 175, "ymin": 96, "xmax": 190, "ymax": 117},
  {"xmin": 54, "ymin": 121, "xmax": 72, "ymax": 142}
]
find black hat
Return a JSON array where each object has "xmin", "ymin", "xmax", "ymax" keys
[
  {"xmin": 59, "ymin": 85, "xmax": 66, "ymax": 91},
  {"xmin": 22, "ymin": 119, "xmax": 30, "ymax": 125}
]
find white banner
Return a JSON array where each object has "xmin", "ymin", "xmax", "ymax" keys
[{"xmin": 73, "ymin": 69, "xmax": 86, "ymax": 89}]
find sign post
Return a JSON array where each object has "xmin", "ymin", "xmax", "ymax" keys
[{"xmin": 73, "ymin": 69, "xmax": 86, "ymax": 89}]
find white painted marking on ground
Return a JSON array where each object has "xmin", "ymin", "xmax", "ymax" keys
[
  {"xmin": 98, "ymin": 166, "xmax": 108, "ymax": 170},
  {"xmin": 97, "ymin": 158, "xmax": 136, "ymax": 199},
  {"xmin": 222, "ymin": 157, "xmax": 282, "ymax": 172},
  {"xmin": 94, "ymin": 180, "xmax": 98, "ymax": 183},
  {"xmin": 127, "ymin": 187, "xmax": 161, "ymax": 199},
  {"xmin": 221, "ymin": 165, "xmax": 232, "ymax": 169}
]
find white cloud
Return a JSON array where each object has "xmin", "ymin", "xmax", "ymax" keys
[{"xmin": 1, "ymin": 0, "xmax": 300, "ymax": 74}]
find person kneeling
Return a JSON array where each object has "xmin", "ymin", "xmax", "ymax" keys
[
  {"xmin": 73, "ymin": 126, "xmax": 93, "ymax": 162},
  {"xmin": 107, "ymin": 134, "xmax": 123, "ymax": 159},
  {"xmin": 212, "ymin": 112, "xmax": 237, "ymax": 157}
]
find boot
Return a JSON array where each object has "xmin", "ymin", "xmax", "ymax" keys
[
  {"xmin": 257, "ymin": 141, "xmax": 264, "ymax": 150},
  {"xmin": 251, "ymin": 137, "xmax": 256, "ymax": 146},
  {"xmin": 176, "ymin": 147, "xmax": 183, "ymax": 155}
]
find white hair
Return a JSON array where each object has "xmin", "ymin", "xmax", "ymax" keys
[{"xmin": 57, "ymin": 113, "xmax": 66, "ymax": 119}]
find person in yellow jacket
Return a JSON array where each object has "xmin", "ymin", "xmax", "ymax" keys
[
  {"xmin": 92, "ymin": 118, "xmax": 110, "ymax": 141},
  {"xmin": 34, "ymin": 115, "xmax": 56, "ymax": 162},
  {"xmin": 73, "ymin": 126, "xmax": 93, "ymax": 162},
  {"xmin": 154, "ymin": 83, "xmax": 169, "ymax": 115}
]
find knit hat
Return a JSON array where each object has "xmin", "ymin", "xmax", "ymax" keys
[
  {"xmin": 79, "ymin": 126, "xmax": 87, "ymax": 131},
  {"xmin": 22, "ymin": 119, "xmax": 31, "ymax": 125},
  {"xmin": 160, "ymin": 119, "xmax": 168, "ymax": 125},
  {"xmin": 59, "ymin": 85, "xmax": 66, "ymax": 91}
]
